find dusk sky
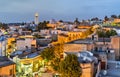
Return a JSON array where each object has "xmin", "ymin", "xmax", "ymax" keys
[{"xmin": 0, "ymin": 0, "xmax": 120, "ymax": 23}]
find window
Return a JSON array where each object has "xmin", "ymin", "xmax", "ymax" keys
[
  {"xmin": 9, "ymin": 69, "xmax": 13, "ymax": 76},
  {"xmin": 0, "ymin": 68, "xmax": 1, "ymax": 72},
  {"xmin": 0, "ymin": 68, "xmax": 1, "ymax": 77}
]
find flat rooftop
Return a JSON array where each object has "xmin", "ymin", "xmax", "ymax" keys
[
  {"xmin": 99, "ymin": 60, "xmax": 120, "ymax": 77},
  {"xmin": 64, "ymin": 51, "xmax": 97, "ymax": 63},
  {"xmin": 68, "ymin": 38, "xmax": 94, "ymax": 44},
  {"xmin": 10, "ymin": 49, "xmax": 43, "ymax": 59},
  {"xmin": 0, "ymin": 56, "xmax": 15, "ymax": 68}
]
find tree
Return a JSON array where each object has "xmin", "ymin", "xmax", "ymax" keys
[
  {"xmin": 118, "ymin": 15, "xmax": 120, "ymax": 19},
  {"xmin": 51, "ymin": 57, "xmax": 61, "ymax": 71},
  {"xmin": 54, "ymin": 44, "xmax": 64, "ymax": 58},
  {"xmin": 0, "ymin": 23, "xmax": 8, "ymax": 29},
  {"xmin": 111, "ymin": 15, "xmax": 117, "ymax": 18},
  {"xmin": 50, "ymin": 44, "xmax": 64, "ymax": 71},
  {"xmin": 36, "ymin": 21, "xmax": 49, "ymax": 31},
  {"xmin": 59, "ymin": 54, "xmax": 82, "ymax": 77},
  {"xmin": 106, "ymin": 30, "xmax": 111, "ymax": 38},
  {"xmin": 59, "ymin": 20, "xmax": 63, "ymax": 22},
  {"xmin": 97, "ymin": 30, "xmax": 106, "ymax": 38},
  {"xmin": 97, "ymin": 29, "xmax": 117, "ymax": 38},
  {"xmin": 74, "ymin": 18, "xmax": 80, "ymax": 25},
  {"xmin": 109, "ymin": 29, "xmax": 117, "ymax": 36},
  {"xmin": 104, "ymin": 16, "xmax": 109, "ymax": 21},
  {"xmin": 40, "ymin": 47, "xmax": 55, "ymax": 61},
  {"xmin": 91, "ymin": 17, "xmax": 99, "ymax": 21}
]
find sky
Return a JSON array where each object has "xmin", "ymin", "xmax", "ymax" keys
[{"xmin": 0, "ymin": 0, "xmax": 120, "ymax": 23}]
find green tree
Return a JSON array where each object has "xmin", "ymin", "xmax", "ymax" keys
[
  {"xmin": 0, "ymin": 23, "xmax": 8, "ymax": 29},
  {"xmin": 54, "ymin": 44, "xmax": 64, "ymax": 58},
  {"xmin": 74, "ymin": 18, "xmax": 80, "ymax": 25},
  {"xmin": 118, "ymin": 15, "xmax": 120, "ymax": 19},
  {"xmin": 40, "ymin": 47, "xmax": 55, "ymax": 61},
  {"xmin": 50, "ymin": 44, "xmax": 64, "ymax": 71},
  {"xmin": 91, "ymin": 17, "xmax": 99, "ymax": 21},
  {"xmin": 59, "ymin": 54, "xmax": 82, "ymax": 77},
  {"xmin": 97, "ymin": 30, "xmax": 106, "ymax": 37},
  {"xmin": 109, "ymin": 30, "xmax": 117, "ymax": 36},
  {"xmin": 36, "ymin": 21, "xmax": 49, "ymax": 31},
  {"xmin": 97, "ymin": 30, "xmax": 117, "ymax": 38},
  {"xmin": 111, "ymin": 15, "xmax": 117, "ymax": 18},
  {"xmin": 104, "ymin": 16, "xmax": 109, "ymax": 21},
  {"xmin": 106, "ymin": 30, "xmax": 111, "ymax": 38},
  {"xmin": 59, "ymin": 20, "xmax": 63, "ymax": 22},
  {"xmin": 51, "ymin": 57, "xmax": 61, "ymax": 71}
]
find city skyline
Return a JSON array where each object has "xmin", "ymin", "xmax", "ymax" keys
[
  {"xmin": 0, "ymin": 1, "xmax": 120, "ymax": 76},
  {"xmin": 0, "ymin": 0, "xmax": 120, "ymax": 23}
]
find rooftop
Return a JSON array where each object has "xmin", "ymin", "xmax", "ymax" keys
[
  {"xmin": 37, "ymin": 39, "xmax": 52, "ymax": 46},
  {"xmin": 65, "ymin": 51, "xmax": 98, "ymax": 63},
  {"xmin": 0, "ymin": 56, "xmax": 15, "ymax": 68},
  {"xmin": 68, "ymin": 38, "xmax": 94, "ymax": 44},
  {"xmin": 99, "ymin": 61, "xmax": 120, "ymax": 77},
  {"xmin": 10, "ymin": 49, "xmax": 42, "ymax": 59}
]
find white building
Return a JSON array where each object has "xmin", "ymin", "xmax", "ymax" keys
[
  {"xmin": 0, "ymin": 36, "xmax": 7, "ymax": 56},
  {"xmin": 16, "ymin": 38, "xmax": 36, "ymax": 50},
  {"xmin": 40, "ymin": 29, "xmax": 62, "ymax": 35},
  {"xmin": 64, "ymin": 24, "xmax": 75, "ymax": 31}
]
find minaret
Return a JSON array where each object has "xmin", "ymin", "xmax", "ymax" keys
[{"xmin": 35, "ymin": 13, "xmax": 39, "ymax": 25}]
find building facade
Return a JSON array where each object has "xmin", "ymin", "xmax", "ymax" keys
[
  {"xmin": 0, "ymin": 56, "xmax": 16, "ymax": 77},
  {"xmin": 111, "ymin": 36, "xmax": 120, "ymax": 60}
]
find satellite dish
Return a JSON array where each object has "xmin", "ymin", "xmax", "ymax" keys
[{"xmin": 103, "ymin": 70, "xmax": 107, "ymax": 75}]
